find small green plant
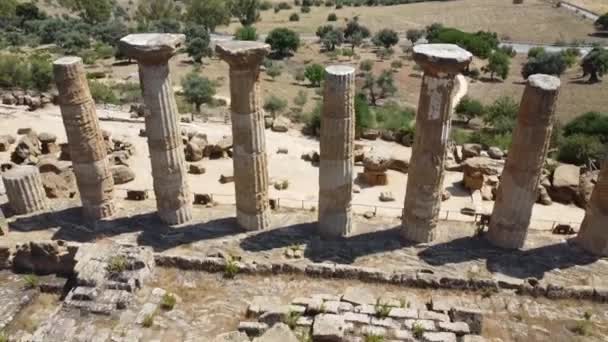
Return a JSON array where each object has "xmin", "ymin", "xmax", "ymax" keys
[
  {"xmin": 365, "ymin": 334, "xmax": 385, "ymax": 342},
  {"xmin": 570, "ymin": 319, "xmax": 592, "ymax": 336},
  {"xmin": 23, "ymin": 274, "xmax": 39, "ymax": 289},
  {"xmin": 286, "ymin": 310, "xmax": 301, "ymax": 329},
  {"xmin": 142, "ymin": 312, "xmax": 155, "ymax": 328},
  {"xmin": 398, "ymin": 298, "xmax": 409, "ymax": 308},
  {"xmin": 160, "ymin": 293, "xmax": 176, "ymax": 311},
  {"xmin": 297, "ymin": 331, "xmax": 312, "ymax": 342},
  {"xmin": 374, "ymin": 298, "xmax": 391, "ymax": 318},
  {"xmin": 319, "ymin": 302, "xmax": 326, "ymax": 313},
  {"xmin": 583, "ymin": 311, "xmax": 593, "ymax": 321},
  {"xmin": 224, "ymin": 256, "xmax": 239, "ymax": 279},
  {"xmin": 106, "ymin": 255, "xmax": 127, "ymax": 274},
  {"xmin": 481, "ymin": 288, "xmax": 498, "ymax": 298},
  {"xmin": 412, "ymin": 322, "xmax": 425, "ymax": 338},
  {"xmin": 0, "ymin": 330, "xmax": 8, "ymax": 342}
]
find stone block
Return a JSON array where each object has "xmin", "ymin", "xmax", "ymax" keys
[
  {"xmin": 437, "ymin": 321, "xmax": 470, "ymax": 335},
  {"xmin": 450, "ymin": 307, "xmax": 483, "ymax": 335},
  {"xmin": 342, "ymin": 286, "xmax": 376, "ymax": 305},
  {"xmin": 312, "ymin": 314, "xmax": 346, "ymax": 341},
  {"xmin": 238, "ymin": 321, "xmax": 268, "ymax": 337},
  {"xmin": 253, "ymin": 323, "xmax": 298, "ymax": 342},
  {"xmin": 422, "ymin": 331, "xmax": 457, "ymax": 342}
]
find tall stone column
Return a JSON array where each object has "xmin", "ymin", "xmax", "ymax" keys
[
  {"xmin": 3, "ymin": 165, "xmax": 47, "ymax": 215},
  {"xmin": 216, "ymin": 41, "xmax": 271, "ymax": 231},
  {"xmin": 53, "ymin": 56, "xmax": 116, "ymax": 220},
  {"xmin": 318, "ymin": 65, "xmax": 355, "ymax": 238},
  {"xmin": 119, "ymin": 34, "xmax": 192, "ymax": 225},
  {"xmin": 576, "ymin": 162, "xmax": 608, "ymax": 256},
  {"xmin": 402, "ymin": 44, "xmax": 472, "ymax": 243},
  {"xmin": 488, "ymin": 74, "xmax": 560, "ymax": 249}
]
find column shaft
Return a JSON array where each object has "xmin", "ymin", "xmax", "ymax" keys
[
  {"xmin": 402, "ymin": 74, "xmax": 456, "ymax": 242},
  {"xmin": 318, "ymin": 65, "xmax": 355, "ymax": 238},
  {"xmin": 488, "ymin": 74, "xmax": 560, "ymax": 249},
  {"xmin": 139, "ymin": 62, "xmax": 192, "ymax": 225},
  {"xmin": 229, "ymin": 67, "xmax": 270, "ymax": 230},
  {"xmin": 576, "ymin": 163, "xmax": 608, "ymax": 256},
  {"xmin": 53, "ymin": 57, "xmax": 115, "ymax": 220},
  {"xmin": 3, "ymin": 165, "xmax": 47, "ymax": 215}
]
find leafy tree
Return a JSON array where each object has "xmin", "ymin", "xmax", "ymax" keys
[
  {"xmin": 0, "ymin": 0, "xmax": 17, "ymax": 18},
  {"xmin": 265, "ymin": 28, "xmax": 300, "ymax": 57},
  {"xmin": 185, "ymin": 25, "xmax": 211, "ymax": 63},
  {"xmin": 455, "ymin": 96, "xmax": 484, "ymax": 124},
  {"xmin": 187, "ymin": 0, "xmax": 232, "ymax": 32},
  {"xmin": 136, "ymin": 0, "xmax": 180, "ymax": 24},
  {"xmin": 372, "ymin": 28, "xmax": 398, "ymax": 49},
  {"xmin": 235, "ymin": 26, "xmax": 258, "ymax": 40},
  {"xmin": 561, "ymin": 47, "xmax": 580, "ymax": 68},
  {"xmin": 376, "ymin": 69, "xmax": 396, "ymax": 98},
  {"xmin": 527, "ymin": 47, "xmax": 545, "ymax": 59},
  {"xmin": 558, "ymin": 134, "xmax": 605, "ymax": 165},
  {"xmin": 484, "ymin": 96, "xmax": 518, "ymax": 134},
  {"xmin": 482, "ymin": 51, "xmax": 510, "ymax": 80},
  {"xmin": 595, "ymin": 12, "xmax": 608, "ymax": 31},
  {"xmin": 181, "ymin": 72, "xmax": 216, "ymax": 112},
  {"xmin": 289, "ymin": 13, "xmax": 299, "ymax": 21},
  {"xmin": 263, "ymin": 95, "xmax": 287, "ymax": 116},
  {"xmin": 522, "ymin": 52, "xmax": 567, "ymax": 79},
  {"xmin": 563, "ymin": 111, "xmax": 608, "ymax": 143},
  {"xmin": 77, "ymin": 0, "xmax": 112, "ymax": 24},
  {"xmin": 93, "ymin": 20, "xmax": 128, "ymax": 47},
  {"xmin": 316, "ymin": 25, "xmax": 333, "ymax": 38},
  {"xmin": 266, "ymin": 63, "xmax": 282, "ymax": 80},
  {"xmin": 344, "ymin": 17, "xmax": 370, "ymax": 53},
  {"xmin": 581, "ymin": 47, "xmax": 608, "ymax": 83},
  {"xmin": 230, "ymin": 0, "xmax": 260, "ymax": 26},
  {"xmin": 304, "ymin": 63, "xmax": 324, "ymax": 86},
  {"xmin": 15, "ymin": 2, "xmax": 45, "ymax": 23},
  {"xmin": 406, "ymin": 29, "xmax": 424, "ymax": 44},
  {"xmin": 321, "ymin": 28, "xmax": 343, "ymax": 51}
]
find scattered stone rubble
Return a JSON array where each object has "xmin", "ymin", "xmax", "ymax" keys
[{"xmin": 1, "ymin": 90, "xmax": 53, "ymax": 111}]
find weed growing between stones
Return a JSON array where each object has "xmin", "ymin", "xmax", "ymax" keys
[
  {"xmin": 160, "ymin": 293, "xmax": 176, "ymax": 311},
  {"xmin": 0, "ymin": 331, "xmax": 7, "ymax": 342},
  {"xmin": 570, "ymin": 312, "xmax": 593, "ymax": 336},
  {"xmin": 286, "ymin": 310, "xmax": 301, "ymax": 329},
  {"xmin": 106, "ymin": 255, "xmax": 127, "ymax": 274},
  {"xmin": 142, "ymin": 312, "xmax": 155, "ymax": 328},
  {"xmin": 224, "ymin": 257, "xmax": 239, "ymax": 279},
  {"xmin": 365, "ymin": 334, "xmax": 385, "ymax": 342},
  {"xmin": 412, "ymin": 322, "xmax": 425, "ymax": 339},
  {"xmin": 23, "ymin": 274, "xmax": 39, "ymax": 289},
  {"xmin": 398, "ymin": 298, "xmax": 410, "ymax": 308},
  {"xmin": 296, "ymin": 330, "xmax": 312, "ymax": 342},
  {"xmin": 374, "ymin": 298, "xmax": 391, "ymax": 318}
]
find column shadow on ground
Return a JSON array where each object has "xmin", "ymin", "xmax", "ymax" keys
[{"xmin": 418, "ymin": 235, "xmax": 600, "ymax": 280}]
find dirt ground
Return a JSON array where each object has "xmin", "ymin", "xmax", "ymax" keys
[
  {"xmin": 568, "ymin": 0, "xmax": 608, "ymax": 14},
  {"xmin": 0, "ymin": 106, "xmax": 586, "ymax": 229}
]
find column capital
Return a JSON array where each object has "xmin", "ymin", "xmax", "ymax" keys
[
  {"xmin": 216, "ymin": 41, "xmax": 270, "ymax": 69},
  {"xmin": 527, "ymin": 74, "xmax": 561, "ymax": 91},
  {"xmin": 413, "ymin": 44, "xmax": 472, "ymax": 76},
  {"xmin": 119, "ymin": 33, "xmax": 185, "ymax": 64}
]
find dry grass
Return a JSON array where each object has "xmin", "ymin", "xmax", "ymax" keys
[
  {"xmin": 224, "ymin": 0, "xmax": 602, "ymax": 44},
  {"xmin": 5, "ymin": 293, "xmax": 59, "ymax": 334},
  {"xmin": 467, "ymin": 54, "xmax": 608, "ymax": 123},
  {"xmin": 567, "ymin": 0, "xmax": 608, "ymax": 14}
]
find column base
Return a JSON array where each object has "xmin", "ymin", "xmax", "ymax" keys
[
  {"xmin": 576, "ymin": 210, "xmax": 608, "ymax": 257},
  {"xmin": 237, "ymin": 209, "xmax": 270, "ymax": 231},
  {"xmin": 318, "ymin": 210, "xmax": 352, "ymax": 239},
  {"xmin": 83, "ymin": 202, "xmax": 116, "ymax": 221},
  {"xmin": 401, "ymin": 214, "xmax": 440, "ymax": 243},
  {"xmin": 486, "ymin": 221, "xmax": 527, "ymax": 250},
  {"xmin": 159, "ymin": 205, "xmax": 193, "ymax": 226}
]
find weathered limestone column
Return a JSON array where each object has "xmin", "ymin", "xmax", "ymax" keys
[
  {"xmin": 53, "ymin": 57, "xmax": 116, "ymax": 220},
  {"xmin": 3, "ymin": 165, "xmax": 47, "ymax": 215},
  {"xmin": 488, "ymin": 74, "xmax": 560, "ymax": 249},
  {"xmin": 119, "ymin": 34, "xmax": 192, "ymax": 225},
  {"xmin": 402, "ymin": 44, "xmax": 472, "ymax": 243},
  {"xmin": 318, "ymin": 65, "xmax": 355, "ymax": 238},
  {"xmin": 576, "ymin": 162, "xmax": 608, "ymax": 256},
  {"xmin": 216, "ymin": 41, "xmax": 270, "ymax": 230}
]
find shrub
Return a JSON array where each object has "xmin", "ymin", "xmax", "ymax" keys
[
  {"xmin": 89, "ymin": 81, "xmax": 119, "ymax": 104},
  {"xmin": 325, "ymin": 0, "xmax": 335, "ymax": 6},
  {"xmin": 327, "ymin": 13, "xmax": 337, "ymax": 21},
  {"xmin": 455, "ymin": 96, "xmax": 484, "ymax": 123},
  {"xmin": 374, "ymin": 101, "xmax": 414, "ymax": 131},
  {"xmin": 263, "ymin": 95, "xmax": 287, "ymax": 116},
  {"xmin": 412, "ymin": 322, "xmax": 425, "ymax": 339},
  {"xmin": 266, "ymin": 63, "xmax": 282, "ymax": 80},
  {"xmin": 563, "ymin": 111, "xmax": 608, "ymax": 143},
  {"xmin": 365, "ymin": 334, "xmax": 385, "ymax": 342},
  {"xmin": 29, "ymin": 53, "xmax": 53, "ymax": 91},
  {"xmin": 289, "ymin": 12, "xmax": 300, "ymax": 21},
  {"xmin": 360, "ymin": 59, "xmax": 374, "ymax": 72},
  {"xmin": 527, "ymin": 47, "xmax": 546, "ymax": 59},
  {"xmin": 276, "ymin": 1, "xmax": 292, "ymax": 9},
  {"xmin": 522, "ymin": 52, "xmax": 567, "ymax": 79},
  {"xmin": 142, "ymin": 313, "xmax": 155, "ymax": 327},
  {"xmin": 259, "ymin": 0, "xmax": 273, "ymax": 10},
  {"xmin": 483, "ymin": 96, "xmax": 518, "ymax": 134},
  {"xmin": 372, "ymin": 28, "xmax": 399, "ymax": 49},
  {"xmin": 294, "ymin": 67, "xmax": 306, "ymax": 82},
  {"xmin": 355, "ymin": 93, "xmax": 374, "ymax": 133},
  {"xmin": 181, "ymin": 72, "xmax": 216, "ymax": 112},
  {"xmin": 558, "ymin": 134, "xmax": 605, "ymax": 165},
  {"xmin": 265, "ymin": 28, "xmax": 300, "ymax": 57},
  {"xmin": 482, "ymin": 51, "xmax": 510, "ymax": 80},
  {"xmin": 300, "ymin": 5, "xmax": 311, "ymax": 12},
  {"xmin": 160, "ymin": 293, "xmax": 176, "ymax": 310},
  {"xmin": 106, "ymin": 255, "xmax": 127, "ymax": 273},
  {"xmin": 468, "ymin": 67, "xmax": 481, "ymax": 80},
  {"xmin": 224, "ymin": 257, "xmax": 239, "ymax": 279},
  {"xmin": 293, "ymin": 89, "xmax": 308, "ymax": 107},
  {"xmin": 427, "ymin": 26, "xmax": 498, "ymax": 59},
  {"xmin": 374, "ymin": 298, "xmax": 391, "ymax": 318},
  {"xmin": 23, "ymin": 274, "xmax": 39, "ymax": 289},
  {"xmin": 304, "ymin": 63, "xmax": 324, "ymax": 86},
  {"xmin": 390, "ymin": 60, "xmax": 402, "ymax": 69},
  {"xmin": 235, "ymin": 26, "xmax": 258, "ymax": 41}
]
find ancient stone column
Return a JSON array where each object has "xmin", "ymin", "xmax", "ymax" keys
[
  {"xmin": 402, "ymin": 44, "xmax": 472, "ymax": 243},
  {"xmin": 216, "ymin": 41, "xmax": 270, "ymax": 231},
  {"xmin": 3, "ymin": 165, "xmax": 47, "ymax": 215},
  {"xmin": 119, "ymin": 34, "xmax": 192, "ymax": 225},
  {"xmin": 487, "ymin": 74, "xmax": 560, "ymax": 249},
  {"xmin": 53, "ymin": 56, "xmax": 116, "ymax": 220},
  {"xmin": 576, "ymin": 162, "xmax": 608, "ymax": 256},
  {"xmin": 318, "ymin": 65, "xmax": 355, "ymax": 238}
]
